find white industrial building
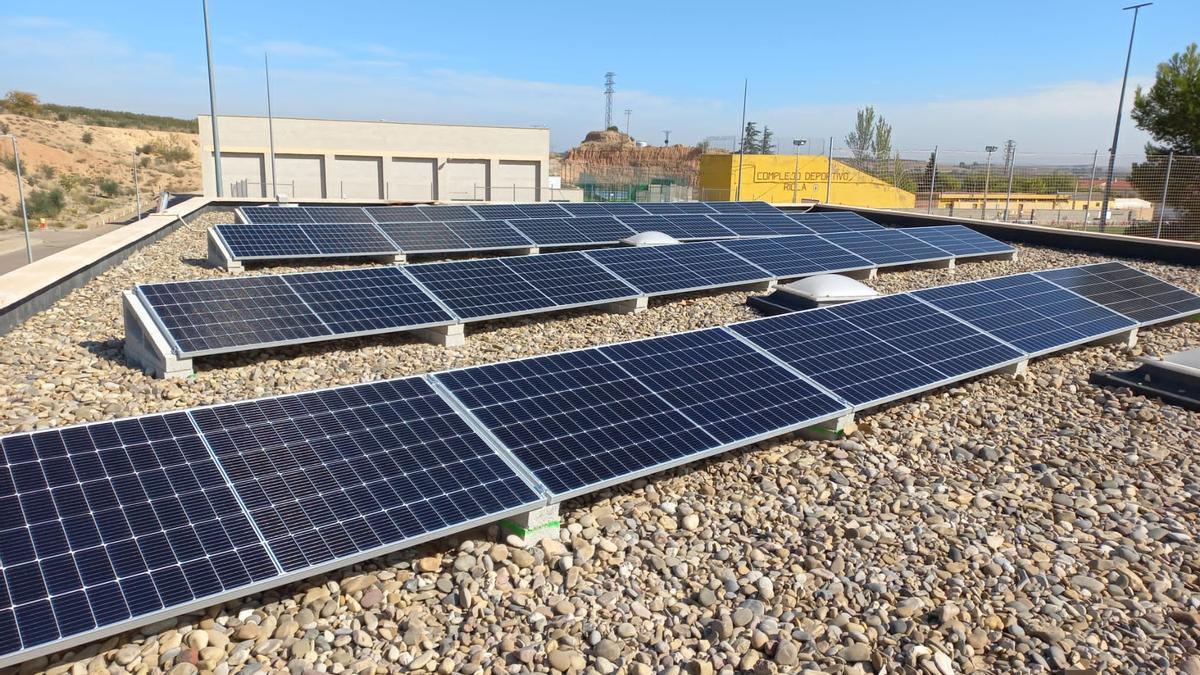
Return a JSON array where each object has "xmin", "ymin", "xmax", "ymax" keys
[{"xmin": 198, "ymin": 115, "xmax": 551, "ymax": 202}]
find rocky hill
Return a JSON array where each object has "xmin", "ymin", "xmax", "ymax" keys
[
  {"xmin": 555, "ymin": 130, "xmax": 716, "ymax": 188},
  {"xmin": 0, "ymin": 105, "xmax": 199, "ymax": 230}
]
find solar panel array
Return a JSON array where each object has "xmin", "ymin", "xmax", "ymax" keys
[
  {"xmin": 13, "ymin": 262, "xmax": 1200, "ymax": 665},
  {"xmin": 223, "ymin": 203, "xmax": 898, "ymax": 262},
  {"xmin": 143, "ymin": 226, "xmax": 1012, "ymax": 360}
]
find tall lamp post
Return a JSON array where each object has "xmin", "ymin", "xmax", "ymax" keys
[
  {"xmin": 982, "ymin": 145, "xmax": 998, "ymax": 219},
  {"xmin": 1, "ymin": 134, "xmax": 32, "ymax": 264},
  {"xmin": 1099, "ymin": 2, "xmax": 1152, "ymax": 232},
  {"xmin": 202, "ymin": 0, "xmax": 224, "ymax": 197},
  {"xmin": 791, "ymin": 138, "xmax": 807, "ymax": 203}
]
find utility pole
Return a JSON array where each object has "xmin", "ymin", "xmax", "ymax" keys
[
  {"xmin": 825, "ymin": 136, "xmax": 833, "ymax": 203},
  {"xmin": 1084, "ymin": 150, "xmax": 1099, "ymax": 225},
  {"xmin": 132, "ymin": 150, "xmax": 142, "ymax": 223},
  {"xmin": 624, "ymin": 109, "xmax": 632, "ymax": 138},
  {"xmin": 791, "ymin": 138, "xmax": 807, "ymax": 203},
  {"xmin": 202, "ymin": 0, "xmax": 224, "ymax": 197},
  {"xmin": 982, "ymin": 145, "xmax": 998, "ymax": 219},
  {"xmin": 735, "ymin": 78, "xmax": 748, "ymax": 201},
  {"xmin": 927, "ymin": 145, "xmax": 939, "ymax": 214},
  {"xmin": 1099, "ymin": 2, "xmax": 1152, "ymax": 232},
  {"xmin": 2, "ymin": 135, "xmax": 32, "ymax": 264},
  {"xmin": 1002, "ymin": 140, "xmax": 1016, "ymax": 221},
  {"xmin": 604, "ymin": 72, "xmax": 616, "ymax": 130},
  {"xmin": 662, "ymin": 130, "xmax": 671, "ymax": 146},
  {"xmin": 265, "ymin": 52, "xmax": 278, "ymax": 199}
]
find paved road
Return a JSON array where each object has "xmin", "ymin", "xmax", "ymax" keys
[{"xmin": 0, "ymin": 223, "xmax": 125, "ymax": 276}]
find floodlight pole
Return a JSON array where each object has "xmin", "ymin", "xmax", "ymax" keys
[
  {"xmin": 202, "ymin": 0, "xmax": 224, "ymax": 197},
  {"xmin": 1084, "ymin": 149, "xmax": 1098, "ymax": 225},
  {"xmin": 735, "ymin": 78, "xmax": 747, "ymax": 201},
  {"xmin": 927, "ymin": 145, "xmax": 938, "ymax": 214},
  {"xmin": 1099, "ymin": 2, "xmax": 1151, "ymax": 232},
  {"xmin": 265, "ymin": 52, "xmax": 278, "ymax": 199},
  {"xmin": 982, "ymin": 145, "xmax": 997, "ymax": 220},
  {"xmin": 1003, "ymin": 142, "xmax": 1016, "ymax": 221},
  {"xmin": 2, "ymin": 135, "xmax": 32, "ymax": 264}
]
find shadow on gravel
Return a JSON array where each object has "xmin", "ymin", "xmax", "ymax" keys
[
  {"xmin": 78, "ymin": 338, "xmax": 132, "ymax": 368},
  {"xmin": 180, "ymin": 256, "xmax": 216, "ymax": 269}
]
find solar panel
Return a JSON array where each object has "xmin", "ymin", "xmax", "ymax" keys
[
  {"xmin": 212, "ymin": 224, "xmax": 319, "ymax": 259},
  {"xmin": 506, "ymin": 218, "xmax": 590, "ymax": 246},
  {"xmin": 500, "ymin": 252, "xmax": 638, "ymax": 307},
  {"xmin": 0, "ymin": 414, "xmax": 278, "ymax": 655},
  {"xmin": 239, "ymin": 206, "xmax": 313, "ymax": 224},
  {"xmin": 901, "ymin": 225, "xmax": 1014, "ymax": 257},
  {"xmin": 718, "ymin": 236, "xmax": 872, "ymax": 278},
  {"xmin": 707, "ymin": 201, "xmax": 778, "ymax": 213},
  {"xmin": 568, "ymin": 216, "xmax": 635, "ymax": 242},
  {"xmin": 637, "ymin": 202, "xmax": 719, "ymax": 215},
  {"xmin": 821, "ymin": 212, "xmax": 886, "ymax": 229},
  {"xmin": 730, "ymin": 294, "xmax": 1023, "ymax": 407},
  {"xmin": 445, "ymin": 220, "xmax": 531, "ymax": 249},
  {"xmin": 284, "ymin": 267, "xmax": 455, "ymax": 335},
  {"xmin": 558, "ymin": 202, "xmax": 609, "ymax": 217},
  {"xmin": 616, "ymin": 214, "xmax": 735, "ymax": 240},
  {"xmin": 404, "ymin": 259, "xmax": 555, "ymax": 320},
  {"xmin": 705, "ymin": 213, "xmax": 779, "ymax": 237},
  {"xmin": 787, "ymin": 212, "xmax": 884, "ymax": 234},
  {"xmin": 189, "ymin": 378, "xmax": 540, "ymax": 573},
  {"xmin": 1036, "ymin": 262, "xmax": 1200, "ymax": 325},
  {"xmin": 913, "ymin": 274, "xmax": 1137, "ymax": 355},
  {"xmin": 137, "ymin": 277, "xmax": 331, "ymax": 356},
  {"xmin": 516, "ymin": 203, "xmax": 569, "ymax": 219},
  {"xmin": 585, "ymin": 242, "xmax": 770, "ymax": 295},
  {"xmin": 433, "ymin": 349, "xmax": 717, "ymax": 497},
  {"xmin": 819, "ymin": 229, "xmax": 951, "ymax": 265},
  {"xmin": 374, "ymin": 222, "xmax": 468, "ymax": 253},
  {"xmin": 301, "ymin": 206, "xmax": 372, "ymax": 224},
  {"xmin": 597, "ymin": 202, "xmax": 649, "ymax": 216},
  {"xmin": 468, "ymin": 204, "xmax": 525, "ymax": 220},
  {"xmin": 598, "ymin": 328, "xmax": 848, "ymax": 444},
  {"xmin": 418, "ymin": 205, "xmax": 480, "ymax": 222},
  {"xmin": 364, "ymin": 206, "xmax": 432, "ymax": 223},
  {"xmin": 301, "ymin": 223, "xmax": 398, "ymax": 256}
]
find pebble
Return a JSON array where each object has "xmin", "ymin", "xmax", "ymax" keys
[{"xmin": 9, "ymin": 230, "xmax": 1199, "ymax": 675}]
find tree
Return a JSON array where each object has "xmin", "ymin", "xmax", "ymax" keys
[
  {"xmin": 1131, "ymin": 43, "xmax": 1200, "ymax": 154},
  {"xmin": 24, "ymin": 188, "xmax": 65, "ymax": 218},
  {"xmin": 1, "ymin": 91, "xmax": 41, "ymax": 117},
  {"xmin": 845, "ymin": 107, "xmax": 877, "ymax": 161},
  {"xmin": 872, "ymin": 118, "xmax": 892, "ymax": 162},
  {"xmin": 760, "ymin": 126, "xmax": 775, "ymax": 154},
  {"xmin": 740, "ymin": 122, "xmax": 760, "ymax": 154}
]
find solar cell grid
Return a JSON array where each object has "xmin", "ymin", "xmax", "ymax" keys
[
  {"xmin": 214, "ymin": 224, "xmax": 319, "ymax": 259},
  {"xmin": 239, "ymin": 206, "xmax": 313, "ymax": 224},
  {"xmin": 705, "ymin": 213, "xmax": 778, "ymax": 237},
  {"xmin": 1036, "ymin": 262, "xmax": 1200, "ymax": 324},
  {"xmin": 901, "ymin": 225, "xmax": 1014, "ymax": 257},
  {"xmin": 819, "ymin": 229, "xmax": 951, "ymax": 265},
  {"xmin": 505, "ymin": 218, "xmax": 587, "ymax": 246},
  {"xmin": 404, "ymin": 258, "xmax": 553, "ymax": 320},
  {"xmin": 567, "ymin": 216, "xmax": 635, "ymax": 242},
  {"xmin": 615, "ymin": 214, "xmax": 734, "ymax": 240},
  {"xmin": 0, "ymin": 414, "xmax": 277, "ymax": 654},
  {"xmin": 374, "ymin": 222, "xmax": 467, "ymax": 253},
  {"xmin": 445, "ymin": 220, "xmax": 531, "ymax": 249},
  {"xmin": 596, "ymin": 202, "xmax": 649, "ymax": 216},
  {"xmin": 515, "ymin": 203, "xmax": 569, "ymax": 219},
  {"xmin": 418, "ymin": 205, "xmax": 480, "ymax": 221},
  {"xmin": 500, "ymin": 253, "xmax": 638, "ymax": 306},
  {"xmin": 913, "ymin": 273, "xmax": 1136, "ymax": 355},
  {"xmin": 731, "ymin": 294, "xmax": 1022, "ymax": 407},
  {"xmin": 189, "ymin": 378, "xmax": 540, "ymax": 572},
  {"xmin": 707, "ymin": 201, "xmax": 776, "ymax": 213},
  {"xmin": 468, "ymin": 204, "xmax": 525, "ymax": 220},
  {"xmin": 718, "ymin": 236, "xmax": 872, "ymax": 278},
  {"xmin": 138, "ymin": 278, "xmax": 331, "ymax": 356},
  {"xmin": 283, "ymin": 267, "xmax": 455, "ymax": 335},
  {"xmin": 558, "ymin": 202, "xmax": 609, "ymax": 217},
  {"xmin": 363, "ymin": 207, "xmax": 432, "ymax": 224},
  {"xmin": 301, "ymin": 206, "xmax": 372, "ymax": 224},
  {"xmin": 583, "ymin": 246, "xmax": 716, "ymax": 296},
  {"xmin": 301, "ymin": 223, "xmax": 397, "ymax": 255}
]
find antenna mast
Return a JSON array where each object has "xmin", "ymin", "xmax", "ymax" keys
[{"xmin": 604, "ymin": 72, "xmax": 615, "ymax": 129}]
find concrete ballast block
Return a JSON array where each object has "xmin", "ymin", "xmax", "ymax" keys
[
  {"xmin": 414, "ymin": 323, "xmax": 465, "ymax": 347},
  {"xmin": 601, "ymin": 296, "xmax": 648, "ymax": 314},
  {"xmin": 1095, "ymin": 327, "xmax": 1139, "ymax": 350},
  {"xmin": 122, "ymin": 291, "xmax": 193, "ymax": 379},
  {"xmin": 800, "ymin": 412, "xmax": 857, "ymax": 441},
  {"xmin": 500, "ymin": 503, "xmax": 561, "ymax": 547},
  {"xmin": 207, "ymin": 229, "xmax": 242, "ymax": 274}
]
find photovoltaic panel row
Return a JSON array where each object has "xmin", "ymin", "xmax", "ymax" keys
[
  {"xmin": 706, "ymin": 213, "xmax": 815, "ymax": 237},
  {"xmin": 11, "ymin": 264, "xmax": 1200, "ymax": 664},
  {"xmin": 301, "ymin": 206, "xmax": 374, "ymax": 224},
  {"xmin": 1036, "ymin": 262, "xmax": 1200, "ymax": 324},
  {"xmin": 614, "ymin": 214, "xmax": 737, "ymax": 241},
  {"xmin": 820, "ymin": 229, "xmax": 950, "ymax": 265},
  {"xmin": 584, "ymin": 242, "xmax": 772, "ymax": 295},
  {"xmin": 433, "ymin": 328, "xmax": 849, "ymax": 498},
  {"xmin": 284, "ymin": 268, "xmax": 455, "ymax": 336},
  {"xmin": 214, "ymin": 224, "xmax": 320, "ymax": 258},
  {"xmin": 239, "ymin": 206, "xmax": 314, "ymax": 224},
  {"xmin": 505, "ymin": 216, "xmax": 633, "ymax": 246},
  {"xmin": 902, "ymin": 225, "xmax": 1015, "ymax": 258},
  {"xmin": 718, "ymin": 236, "xmax": 872, "ymax": 278},
  {"xmin": 913, "ymin": 274, "xmax": 1136, "ymax": 355},
  {"xmin": 729, "ymin": 294, "xmax": 1025, "ymax": 408},
  {"xmin": 787, "ymin": 212, "xmax": 885, "ymax": 234}
]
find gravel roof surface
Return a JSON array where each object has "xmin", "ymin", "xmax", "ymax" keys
[{"xmin": 2, "ymin": 213, "xmax": 1198, "ymax": 674}]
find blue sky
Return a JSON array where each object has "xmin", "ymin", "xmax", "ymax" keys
[{"xmin": 2, "ymin": 1, "xmax": 1197, "ymax": 159}]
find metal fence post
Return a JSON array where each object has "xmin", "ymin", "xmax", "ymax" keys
[
  {"xmin": 1084, "ymin": 150, "xmax": 1098, "ymax": 227},
  {"xmin": 825, "ymin": 137, "xmax": 833, "ymax": 203},
  {"xmin": 133, "ymin": 150, "xmax": 142, "ymax": 223},
  {"xmin": 1003, "ymin": 147, "xmax": 1016, "ymax": 222},
  {"xmin": 1156, "ymin": 151, "xmax": 1173, "ymax": 238},
  {"xmin": 927, "ymin": 145, "xmax": 938, "ymax": 214}
]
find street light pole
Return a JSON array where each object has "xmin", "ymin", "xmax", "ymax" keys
[
  {"xmin": 1099, "ymin": 2, "xmax": 1152, "ymax": 232},
  {"xmin": 265, "ymin": 52, "xmax": 278, "ymax": 199},
  {"xmin": 735, "ymin": 78, "xmax": 748, "ymax": 201},
  {"xmin": 202, "ymin": 0, "xmax": 224, "ymax": 197},
  {"xmin": 2, "ymin": 135, "xmax": 32, "ymax": 264},
  {"xmin": 791, "ymin": 138, "xmax": 806, "ymax": 203},
  {"xmin": 982, "ymin": 145, "xmax": 998, "ymax": 220}
]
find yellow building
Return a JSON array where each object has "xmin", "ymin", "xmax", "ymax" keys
[
  {"xmin": 698, "ymin": 154, "xmax": 916, "ymax": 208},
  {"xmin": 935, "ymin": 193, "xmax": 1154, "ymax": 221}
]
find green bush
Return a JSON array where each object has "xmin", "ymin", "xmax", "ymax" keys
[
  {"xmin": 80, "ymin": 131, "xmax": 94, "ymax": 145},
  {"xmin": 97, "ymin": 178, "xmax": 120, "ymax": 197},
  {"xmin": 56, "ymin": 112, "xmax": 69, "ymax": 122},
  {"xmin": 25, "ymin": 188, "xmax": 65, "ymax": 218},
  {"xmin": 0, "ymin": 152, "xmax": 20, "ymax": 174},
  {"xmin": 38, "ymin": 164, "xmax": 55, "ymax": 179},
  {"xmin": 148, "ymin": 138, "xmax": 192, "ymax": 163}
]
